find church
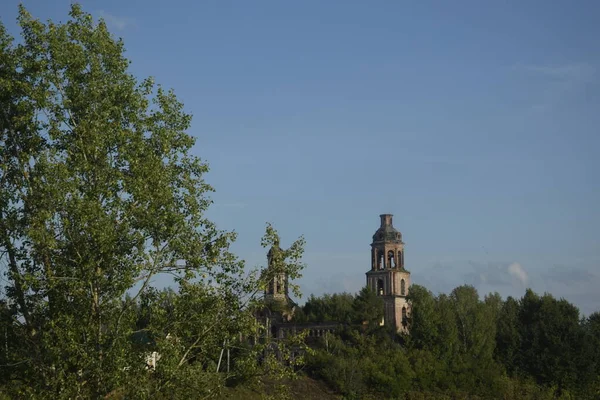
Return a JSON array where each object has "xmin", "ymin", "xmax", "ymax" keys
[
  {"xmin": 261, "ymin": 213, "xmax": 411, "ymax": 337},
  {"xmin": 365, "ymin": 214, "xmax": 411, "ymax": 332}
]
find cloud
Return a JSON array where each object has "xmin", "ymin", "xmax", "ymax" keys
[
  {"xmin": 537, "ymin": 264, "xmax": 600, "ymax": 316},
  {"xmin": 412, "ymin": 259, "xmax": 531, "ymax": 301},
  {"xmin": 512, "ymin": 63, "xmax": 596, "ymax": 111},
  {"xmin": 464, "ymin": 260, "xmax": 528, "ymax": 288},
  {"xmin": 542, "ymin": 264, "xmax": 596, "ymax": 288},
  {"xmin": 507, "ymin": 262, "xmax": 528, "ymax": 286},
  {"xmin": 415, "ymin": 256, "xmax": 599, "ymax": 316},
  {"xmin": 98, "ymin": 10, "xmax": 135, "ymax": 31},
  {"xmin": 461, "ymin": 260, "xmax": 514, "ymax": 287}
]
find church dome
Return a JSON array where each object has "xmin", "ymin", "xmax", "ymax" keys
[{"xmin": 372, "ymin": 214, "xmax": 402, "ymax": 243}]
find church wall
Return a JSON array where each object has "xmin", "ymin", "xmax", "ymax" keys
[{"xmin": 384, "ymin": 298, "xmax": 395, "ymax": 326}]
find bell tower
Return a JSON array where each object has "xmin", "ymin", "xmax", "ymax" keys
[
  {"xmin": 366, "ymin": 214, "xmax": 411, "ymax": 332},
  {"xmin": 264, "ymin": 241, "xmax": 289, "ymax": 303},
  {"xmin": 261, "ymin": 241, "xmax": 295, "ymax": 339}
]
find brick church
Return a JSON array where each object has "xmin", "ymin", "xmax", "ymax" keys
[
  {"xmin": 261, "ymin": 214, "xmax": 411, "ymax": 338},
  {"xmin": 365, "ymin": 214, "xmax": 411, "ymax": 332}
]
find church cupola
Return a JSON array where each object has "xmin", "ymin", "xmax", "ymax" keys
[
  {"xmin": 371, "ymin": 214, "xmax": 404, "ymax": 270},
  {"xmin": 372, "ymin": 214, "xmax": 402, "ymax": 243}
]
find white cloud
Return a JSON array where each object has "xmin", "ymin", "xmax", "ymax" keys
[
  {"xmin": 406, "ymin": 257, "xmax": 598, "ymax": 315},
  {"xmin": 508, "ymin": 262, "xmax": 528, "ymax": 286},
  {"xmin": 98, "ymin": 10, "xmax": 134, "ymax": 31}
]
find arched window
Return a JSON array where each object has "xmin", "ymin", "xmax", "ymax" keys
[
  {"xmin": 402, "ymin": 307, "xmax": 407, "ymax": 327},
  {"xmin": 400, "ymin": 279, "xmax": 406, "ymax": 295},
  {"xmin": 372, "ymin": 249, "xmax": 377, "ymax": 270},
  {"xmin": 388, "ymin": 250, "xmax": 395, "ymax": 268},
  {"xmin": 377, "ymin": 279, "xmax": 384, "ymax": 296},
  {"xmin": 378, "ymin": 253, "xmax": 384, "ymax": 270}
]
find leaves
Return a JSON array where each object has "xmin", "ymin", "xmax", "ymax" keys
[
  {"xmin": 352, "ymin": 286, "xmax": 384, "ymax": 329},
  {"xmin": 0, "ymin": 4, "xmax": 307, "ymax": 398}
]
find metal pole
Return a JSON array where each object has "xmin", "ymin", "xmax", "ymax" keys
[
  {"xmin": 216, "ymin": 339, "xmax": 226, "ymax": 372},
  {"xmin": 227, "ymin": 339, "xmax": 230, "ymax": 373}
]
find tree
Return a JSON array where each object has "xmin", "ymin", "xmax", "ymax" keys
[
  {"xmin": 495, "ymin": 296, "xmax": 521, "ymax": 374},
  {"xmin": 301, "ymin": 292, "xmax": 355, "ymax": 324},
  {"xmin": 518, "ymin": 290, "xmax": 585, "ymax": 394},
  {"xmin": 434, "ymin": 293, "xmax": 460, "ymax": 363},
  {"xmin": 405, "ymin": 284, "xmax": 439, "ymax": 351},
  {"xmin": 352, "ymin": 286, "xmax": 384, "ymax": 330},
  {"xmin": 0, "ymin": 5, "xmax": 306, "ymax": 398},
  {"xmin": 583, "ymin": 312, "xmax": 600, "ymax": 396},
  {"xmin": 0, "ymin": 4, "xmax": 228, "ymax": 396}
]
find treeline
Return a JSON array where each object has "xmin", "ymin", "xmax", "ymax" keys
[{"xmin": 298, "ymin": 285, "xmax": 600, "ymax": 399}]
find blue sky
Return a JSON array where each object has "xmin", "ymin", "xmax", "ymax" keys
[{"xmin": 2, "ymin": 0, "xmax": 599, "ymax": 315}]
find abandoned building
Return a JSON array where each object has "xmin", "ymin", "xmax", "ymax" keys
[
  {"xmin": 366, "ymin": 214, "xmax": 411, "ymax": 332},
  {"xmin": 259, "ymin": 213, "xmax": 411, "ymax": 339}
]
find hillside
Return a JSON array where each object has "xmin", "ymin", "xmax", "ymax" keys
[{"xmin": 223, "ymin": 376, "xmax": 341, "ymax": 400}]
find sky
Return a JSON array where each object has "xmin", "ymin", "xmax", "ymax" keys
[{"xmin": 2, "ymin": 0, "xmax": 599, "ymax": 315}]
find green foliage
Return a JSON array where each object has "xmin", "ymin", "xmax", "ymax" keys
[
  {"xmin": 515, "ymin": 290, "xmax": 592, "ymax": 394},
  {"xmin": 260, "ymin": 223, "xmax": 305, "ymax": 300},
  {"xmin": 295, "ymin": 288, "xmax": 383, "ymax": 329},
  {"xmin": 304, "ymin": 284, "xmax": 600, "ymax": 399},
  {"xmin": 300, "ymin": 292, "xmax": 355, "ymax": 324},
  {"xmin": 495, "ymin": 296, "xmax": 521, "ymax": 374},
  {"xmin": 586, "ymin": 312, "xmax": 600, "ymax": 378},
  {"xmin": 0, "ymin": 4, "xmax": 307, "ymax": 398},
  {"xmin": 352, "ymin": 286, "xmax": 384, "ymax": 329},
  {"xmin": 404, "ymin": 285, "xmax": 439, "ymax": 351}
]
